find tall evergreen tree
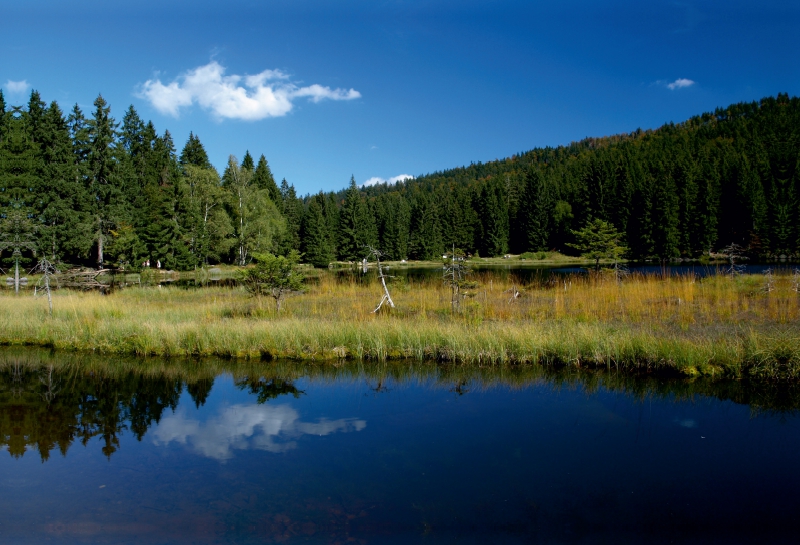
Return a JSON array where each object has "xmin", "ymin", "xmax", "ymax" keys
[
  {"xmin": 240, "ymin": 150, "xmax": 254, "ymax": 171},
  {"xmin": 277, "ymin": 179, "xmax": 303, "ymax": 255},
  {"xmin": 86, "ymin": 95, "xmax": 125, "ymax": 267},
  {"xmin": 253, "ymin": 154, "xmax": 280, "ymax": 203},
  {"xmin": 337, "ymin": 176, "xmax": 376, "ymax": 261},
  {"xmin": 301, "ymin": 193, "xmax": 335, "ymax": 267},
  {"xmin": 179, "ymin": 132, "xmax": 211, "ymax": 169},
  {"xmin": 519, "ymin": 168, "xmax": 553, "ymax": 252},
  {"xmin": 34, "ymin": 102, "xmax": 92, "ymax": 261},
  {"xmin": 408, "ymin": 192, "xmax": 442, "ymax": 260},
  {"xmin": 476, "ymin": 177, "xmax": 509, "ymax": 256}
]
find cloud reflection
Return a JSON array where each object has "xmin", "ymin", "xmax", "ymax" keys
[{"xmin": 153, "ymin": 404, "xmax": 366, "ymax": 461}]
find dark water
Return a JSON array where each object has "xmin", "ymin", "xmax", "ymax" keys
[
  {"xmin": 2, "ymin": 352, "xmax": 798, "ymax": 544},
  {"xmin": 145, "ymin": 262, "xmax": 796, "ymax": 289}
]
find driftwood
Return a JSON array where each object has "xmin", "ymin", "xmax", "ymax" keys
[{"xmin": 54, "ymin": 268, "xmax": 112, "ymax": 290}]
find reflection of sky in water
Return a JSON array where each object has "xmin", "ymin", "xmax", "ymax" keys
[{"xmin": 153, "ymin": 403, "xmax": 366, "ymax": 460}]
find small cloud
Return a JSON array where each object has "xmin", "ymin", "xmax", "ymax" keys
[
  {"xmin": 362, "ymin": 174, "xmax": 414, "ymax": 187},
  {"xmin": 153, "ymin": 403, "xmax": 366, "ymax": 461},
  {"xmin": 137, "ymin": 61, "xmax": 361, "ymax": 121},
  {"xmin": 370, "ymin": 145, "xmax": 378, "ymax": 151},
  {"xmin": 667, "ymin": 78, "xmax": 695, "ymax": 90},
  {"xmin": 4, "ymin": 80, "xmax": 30, "ymax": 95}
]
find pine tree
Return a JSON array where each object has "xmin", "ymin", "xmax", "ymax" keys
[
  {"xmin": 278, "ymin": 179, "xmax": 303, "ymax": 255},
  {"xmin": 301, "ymin": 193, "xmax": 334, "ymax": 267},
  {"xmin": 34, "ymin": 101, "xmax": 92, "ymax": 262},
  {"xmin": 476, "ymin": 178, "xmax": 509, "ymax": 256},
  {"xmin": 337, "ymin": 176, "xmax": 376, "ymax": 261},
  {"xmin": 567, "ymin": 218, "xmax": 628, "ymax": 270},
  {"xmin": 253, "ymin": 154, "xmax": 280, "ymax": 203},
  {"xmin": 519, "ymin": 168, "xmax": 553, "ymax": 251},
  {"xmin": 179, "ymin": 132, "xmax": 211, "ymax": 169},
  {"xmin": 651, "ymin": 169, "xmax": 680, "ymax": 261},
  {"xmin": 240, "ymin": 150, "xmax": 254, "ymax": 171},
  {"xmin": 408, "ymin": 192, "xmax": 442, "ymax": 260},
  {"xmin": 86, "ymin": 95, "xmax": 125, "ymax": 267}
]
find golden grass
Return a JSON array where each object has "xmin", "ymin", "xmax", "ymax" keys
[{"xmin": 2, "ymin": 270, "xmax": 798, "ymax": 378}]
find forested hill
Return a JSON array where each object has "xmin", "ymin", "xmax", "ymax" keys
[
  {"xmin": 357, "ymin": 93, "xmax": 800, "ymax": 262},
  {"xmin": 0, "ymin": 91, "xmax": 797, "ymax": 271}
]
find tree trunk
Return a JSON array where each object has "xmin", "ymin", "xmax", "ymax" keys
[{"xmin": 97, "ymin": 228, "xmax": 104, "ymax": 267}]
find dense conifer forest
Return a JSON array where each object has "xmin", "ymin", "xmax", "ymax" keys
[{"xmin": 1, "ymin": 91, "xmax": 797, "ymax": 270}]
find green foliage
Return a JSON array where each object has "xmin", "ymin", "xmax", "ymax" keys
[
  {"xmin": 4, "ymin": 90, "xmax": 800, "ymax": 271},
  {"xmin": 239, "ymin": 250, "xmax": 305, "ymax": 311},
  {"xmin": 179, "ymin": 132, "xmax": 211, "ymax": 169},
  {"xmin": 567, "ymin": 219, "xmax": 628, "ymax": 269},
  {"xmin": 301, "ymin": 194, "xmax": 335, "ymax": 267},
  {"xmin": 520, "ymin": 251, "xmax": 548, "ymax": 260},
  {"xmin": 337, "ymin": 177, "xmax": 377, "ymax": 261}
]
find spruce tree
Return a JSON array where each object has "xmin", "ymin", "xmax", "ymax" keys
[
  {"xmin": 179, "ymin": 132, "xmax": 211, "ymax": 169},
  {"xmin": 35, "ymin": 102, "xmax": 92, "ymax": 262},
  {"xmin": 337, "ymin": 176, "xmax": 376, "ymax": 261},
  {"xmin": 301, "ymin": 194, "xmax": 334, "ymax": 267},
  {"xmin": 476, "ymin": 178, "xmax": 509, "ymax": 256},
  {"xmin": 278, "ymin": 179, "xmax": 303, "ymax": 255},
  {"xmin": 86, "ymin": 95, "xmax": 125, "ymax": 267},
  {"xmin": 240, "ymin": 150, "xmax": 254, "ymax": 171},
  {"xmin": 253, "ymin": 154, "xmax": 280, "ymax": 203},
  {"xmin": 408, "ymin": 192, "xmax": 442, "ymax": 260},
  {"xmin": 519, "ymin": 167, "xmax": 553, "ymax": 252}
]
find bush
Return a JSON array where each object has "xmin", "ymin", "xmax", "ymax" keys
[{"xmin": 520, "ymin": 251, "xmax": 548, "ymax": 260}]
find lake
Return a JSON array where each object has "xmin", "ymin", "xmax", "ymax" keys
[
  {"xmin": 134, "ymin": 261, "xmax": 798, "ymax": 290},
  {"xmin": 1, "ymin": 350, "xmax": 798, "ymax": 544}
]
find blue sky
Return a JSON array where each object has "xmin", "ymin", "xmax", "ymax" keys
[{"xmin": 2, "ymin": 0, "xmax": 798, "ymax": 194}]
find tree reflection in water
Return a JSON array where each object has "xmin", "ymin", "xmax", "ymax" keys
[{"xmin": 1, "ymin": 347, "xmax": 798, "ymax": 461}]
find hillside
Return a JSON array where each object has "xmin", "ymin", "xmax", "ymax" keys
[{"xmin": 1, "ymin": 91, "xmax": 797, "ymax": 270}]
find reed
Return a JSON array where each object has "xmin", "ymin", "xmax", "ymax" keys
[{"xmin": 1, "ymin": 270, "xmax": 797, "ymax": 378}]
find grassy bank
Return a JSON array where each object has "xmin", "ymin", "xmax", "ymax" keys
[{"xmin": 1, "ymin": 270, "xmax": 798, "ymax": 378}]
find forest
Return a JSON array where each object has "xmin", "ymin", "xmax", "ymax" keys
[{"xmin": 1, "ymin": 91, "xmax": 798, "ymax": 271}]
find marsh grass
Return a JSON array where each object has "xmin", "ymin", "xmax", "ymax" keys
[{"xmin": 1, "ymin": 270, "xmax": 798, "ymax": 378}]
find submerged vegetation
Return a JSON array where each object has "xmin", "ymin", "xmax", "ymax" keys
[{"xmin": 1, "ymin": 270, "xmax": 798, "ymax": 379}]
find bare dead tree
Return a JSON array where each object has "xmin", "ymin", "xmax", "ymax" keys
[
  {"xmin": 504, "ymin": 284, "xmax": 521, "ymax": 303},
  {"xmin": 33, "ymin": 258, "xmax": 58, "ymax": 316},
  {"xmin": 364, "ymin": 245, "xmax": 395, "ymax": 313},
  {"xmin": 443, "ymin": 245, "xmax": 476, "ymax": 311},
  {"xmin": 762, "ymin": 268, "xmax": 775, "ymax": 293},
  {"xmin": 720, "ymin": 243, "xmax": 746, "ymax": 277}
]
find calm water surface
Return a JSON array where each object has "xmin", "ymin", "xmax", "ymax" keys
[{"xmin": 1, "ymin": 355, "xmax": 798, "ymax": 544}]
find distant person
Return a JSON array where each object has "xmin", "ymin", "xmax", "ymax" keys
[{"xmin": 157, "ymin": 260, "xmax": 161, "ymax": 269}]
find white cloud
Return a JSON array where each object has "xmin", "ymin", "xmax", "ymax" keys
[
  {"xmin": 153, "ymin": 403, "xmax": 366, "ymax": 461},
  {"xmin": 362, "ymin": 174, "xmax": 414, "ymax": 187},
  {"xmin": 4, "ymin": 80, "xmax": 30, "ymax": 95},
  {"xmin": 137, "ymin": 61, "xmax": 361, "ymax": 120},
  {"xmin": 666, "ymin": 78, "xmax": 695, "ymax": 90}
]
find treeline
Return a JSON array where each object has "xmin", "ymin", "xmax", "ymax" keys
[
  {"xmin": 356, "ymin": 92, "xmax": 800, "ymax": 262},
  {"xmin": 1, "ymin": 91, "xmax": 798, "ymax": 271}
]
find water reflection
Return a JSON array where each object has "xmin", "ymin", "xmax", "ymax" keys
[
  {"xmin": 1, "ymin": 348, "xmax": 799, "ymax": 544},
  {"xmin": 154, "ymin": 404, "xmax": 366, "ymax": 460},
  {"xmin": 1, "ymin": 348, "xmax": 799, "ymax": 463}
]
